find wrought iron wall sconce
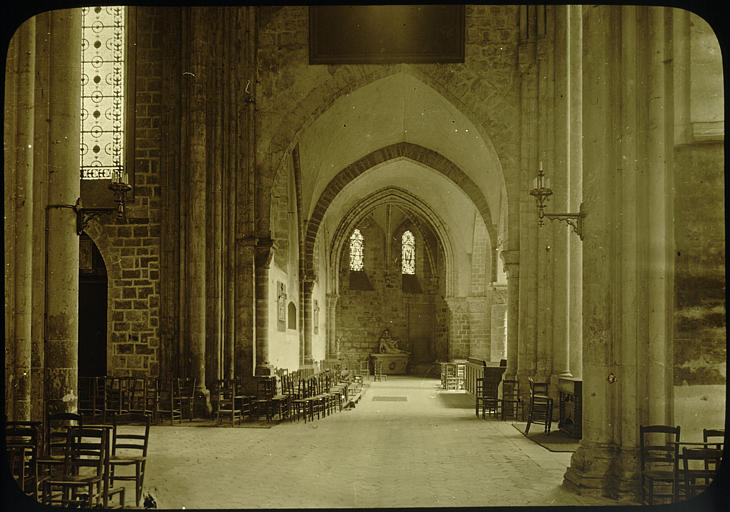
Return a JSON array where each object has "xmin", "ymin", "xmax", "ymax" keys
[
  {"xmin": 529, "ymin": 162, "xmax": 585, "ymax": 240},
  {"xmin": 75, "ymin": 169, "xmax": 132, "ymax": 234}
]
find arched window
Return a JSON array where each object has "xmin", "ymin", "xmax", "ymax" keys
[
  {"xmin": 80, "ymin": 6, "xmax": 127, "ymax": 181},
  {"xmin": 349, "ymin": 229, "xmax": 364, "ymax": 271},
  {"xmin": 402, "ymin": 230, "xmax": 415, "ymax": 274},
  {"xmin": 287, "ymin": 302, "xmax": 297, "ymax": 330}
]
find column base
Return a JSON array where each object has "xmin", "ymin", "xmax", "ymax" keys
[
  {"xmin": 562, "ymin": 442, "xmax": 641, "ymax": 503},
  {"xmin": 194, "ymin": 387, "xmax": 212, "ymax": 418},
  {"xmin": 255, "ymin": 361, "xmax": 275, "ymax": 376}
]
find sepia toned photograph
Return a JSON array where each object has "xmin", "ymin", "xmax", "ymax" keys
[{"xmin": 3, "ymin": 2, "xmax": 727, "ymax": 510}]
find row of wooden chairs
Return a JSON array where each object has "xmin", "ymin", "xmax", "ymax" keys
[
  {"xmin": 79, "ymin": 376, "xmax": 196, "ymax": 424},
  {"xmin": 475, "ymin": 377, "xmax": 523, "ymax": 422},
  {"xmin": 640, "ymin": 424, "xmax": 724, "ymax": 505},
  {"xmin": 6, "ymin": 410, "xmax": 151, "ymax": 508}
]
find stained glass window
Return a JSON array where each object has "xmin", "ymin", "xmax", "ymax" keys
[
  {"xmin": 402, "ymin": 230, "xmax": 415, "ymax": 274},
  {"xmin": 80, "ymin": 6, "xmax": 126, "ymax": 180},
  {"xmin": 349, "ymin": 229, "xmax": 364, "ymax": 271}
]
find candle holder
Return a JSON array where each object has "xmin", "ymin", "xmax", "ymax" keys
[
  {"xmin": 529, "ymin": 164, "xmax": 585, "ymax": 240},
  {"xmin": 74, "ymin": 169, "xmax": 132, "ymax": 234}
]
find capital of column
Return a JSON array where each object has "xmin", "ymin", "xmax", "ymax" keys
[
  {"xmin": 254, "ymin": 237, "xmax": 275, "ymax": 269},
  {"xmin": 237, "ymin": 234, "xmax": 257, "ymax": 247},
  {"xmin": 326, "ymin": 292, "xmax": 339, "ymax": 308},
  {"xmin": 500, "ymin": 250, "xmax": 520, "ymax": 274}
]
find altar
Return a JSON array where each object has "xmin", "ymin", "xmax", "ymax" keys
[{"xmin": 370, "ymin": 353, "xmax": 410, "ymax": 375}]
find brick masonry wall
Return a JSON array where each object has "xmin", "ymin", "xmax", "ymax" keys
[{"xmin": 673, "ymin": 142, "xmax": 725, "ymax": 385}]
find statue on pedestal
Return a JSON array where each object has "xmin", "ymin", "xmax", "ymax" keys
[{"xmin": 378, "ymin": 328, "xmax": 408, "ymax": 354}]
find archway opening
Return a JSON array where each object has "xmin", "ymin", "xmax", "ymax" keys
[{"xmin": 79, "ymin": 233, "xmax": 108, "ymax": 378}]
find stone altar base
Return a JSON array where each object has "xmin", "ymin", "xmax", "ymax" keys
[{"xmin": 371, "ymin": 353, "xmax": 410, "ymax": 375}]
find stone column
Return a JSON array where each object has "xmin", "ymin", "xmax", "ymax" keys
[
  {"xmin": 326, "ymin": 293, "xmax": 339, "ymax": 359},
  {"xmin": 45, "ymin": 9, "xmax": 81, "ymax": 416},
  {"xmin": 535, "ymin": 9, "xmax": 554, "ymax": 383},
  {"xmin": 551, "ymin": 6, "xmax": 572, "ymax": 381},
  {"xmin": 645, "ymin": 5, "xmax": 674, "ymax": 427},
  {"xmin": 31, "ymin": 13, "xmax": 51, "ymax": 421},
  {"xmin": 444, "ymin": 296, "xmax": 469, "ymax": 360},
  {"xmin": 517, "ymin": 7, "xmax": 539, "ymax": 397},
  {"xmin": 254, "ymin": 238, "xmax": 274, "ymax": 375},
  {"xmin": 500, "ymin": 250, "xmax": 520, "ymax": 379},
  {"xmin": 301, "ymin": 278, "xmax": 314, "ymax": 365},
  {"xmin": 185, "ymin": 7, "xmax": 210, "ymax": 415},
  {"xmin": 235, "ymin": 236, "xmax": 257, "ymax": 388},
  {"xmin": 563, "ymin": 4, "xmax": 624, "ymax": 497},
  {"xmin": 5, "ymin": 20, "xmax": 18, "ymax": 421},
  {"xmin": 490, "ymin": 302, "xmax": 507, "ymax": 362},
  {"xmin": 568, "ymin": 4, "xmax": 583, "ymax": 380},
  {"xmin": 8, "ymin": 18, "xmax": 35, "ymax": 421}
]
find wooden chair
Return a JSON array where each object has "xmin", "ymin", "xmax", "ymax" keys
[
  {"xmin": 79, "ymin": 376, "xmax": 106, "ymax": 420},
  {"xmin": 105, "ymin": 377, "xmax": 131, "ymax": 418},
  {"xmin": 476, "ymin": 377, "xmax": 499, "ymax": 418},
  {"xmin": 42, "ymin": 426, "xmax": 113, "ymax": 508},
  {"xmin": 6, "ymin": 422, "xmax": 47, "ymax": 502},
  {"xmin": 142, "ymin": 376, "xmax": 160, "ymax": 422},
  {"xmin": 703, "ymin": 428, "xmax": 724, "ymax": 450},
  {"xmin": 639, "ymin": 424, "xmax": 681, "ymax": 505},
  {"xmin": 358, "ymin": 357, "xmax": 370, "ymax": 381},
  {"xmin": 177, "ymin": 377, "xmax": 197, "ymax": 421},
  {"xmin": 253, "ymin": 376, "xmax": 277, "ymax": 422},
  {"xmin": 525, "ymin": 378, "xmax": 553, "ymax": 434},
  {"xmin": 128, "ymin": 377, "xmax": 149, "ymax": 415},
  {"xmin": 37, "ymin": 412, "xmax": 84, "ymax": 475},
  {"xmin": 291, "ymin": 377, "xmax": 310, "ymax": 422},
  {"xmin": 500, "ymin": 379, "xmax": 522, "ymax": 421},
  {"xmin": 215, "ymin": 379, "xmax": 243, "ymax": 425},
  {"xmin": 110, "ymin": 413, "xmax": 151, "ymax": 507},
  {"xmin": 681, "ymin": 446, "xmax": 722, "ymax": 499},
  {"xmin": 443, "ymin": 362, "xmax": 457, "ymax": 389},
  {"xmin": 373, "ymin": 360, "xmax": 387, "ymax": 382},
  {"xmin": 302, "ymin": 377, "xmax": 326, "ymax": 421},
  {"xmin": 156, "ymin": 378, "xmax": 183, "ymax": 424}
]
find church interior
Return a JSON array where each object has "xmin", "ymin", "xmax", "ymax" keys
[{"xmin": 3, "ymin": 4, "xmax": 727, "ymax": 509}]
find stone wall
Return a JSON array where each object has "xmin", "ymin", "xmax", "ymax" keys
[
  {"xmin": 336, "ymin": 219, "xmax": 445, "ymax": 362},
  {"xmin": 94, "ymin": 8, "xmax": 163, "ymax": 378},
  {"xmin": 255, "ymin": 5, "xmax": 522, "ymax": 237},
  {"xmin": 673, "ymin": 142, "xmax": 725, "ymax": 385}
]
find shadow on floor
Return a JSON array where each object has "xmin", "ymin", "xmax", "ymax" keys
[
  {"xmin": 512, "ymin": 422, "xmax": 579, "ymax": 452},
  {"xmin": 436, "ymin": 392, "xmax": 475, "ymax": 409}
]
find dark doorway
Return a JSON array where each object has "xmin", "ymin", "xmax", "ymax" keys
[{"xmin": 79, "ymin": 234, "xmax": 107, "ymax": 377}]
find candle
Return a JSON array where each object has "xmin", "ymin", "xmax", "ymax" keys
[{"xmin": 539, "ymin": 160, "xmax": 543, "ymax": 171}]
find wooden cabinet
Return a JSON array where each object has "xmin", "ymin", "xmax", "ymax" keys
[{"xmin": 558, "ymin": 377, "xmax": 582, "ymax": 439}]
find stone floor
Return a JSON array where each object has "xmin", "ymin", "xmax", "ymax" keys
[{"xmin": 134, "ymin": 376, "xmax": 621, "ymax": 509}]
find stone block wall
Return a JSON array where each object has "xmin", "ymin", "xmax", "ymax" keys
[
  {"xmin": 336, "ymin": 220, "xmax": 445, "ymax": 362},
  {"xmin": 96, "ymin": 8, "xmax": 163, "ymax": 378},
  {"xmin": 673, "ymin": 142, "xmax": 725, "ymax": 385}
]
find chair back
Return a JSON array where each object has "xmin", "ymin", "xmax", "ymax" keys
[
  {"xmin": 256, "ymin": 376, "xmax": 276, "ymax": 399},
  {"xmin": 64, "ymin": 426, "xmax": 108, "ymax": 478},
  {"xmin": 5, "ymin": 423, "xmax": 41, "ymax": 494},
  {"xmin": 502, "ymin": 379, "xmax": 520, "ymax": 399},
  {"xmin": 528, "ymin": 377, "xmax": 549, "ymax": 397},
  {"xmin": 681, "ymin": 446, "xmax": 722, "ymax": 498},
  {"xmin": 703, "ymin": 428, "xmax": 725, "ymax": 450},
  {"xmin": 177, "ymin": 377, "xmax": 197, "ymax": 399},
  {"xmin": 45, "ymin": 412, "xmax": 83, "ymax": 458},
  {"xmin": 639, "ymin": 424, "xmax": 681, "ymax": 472},
  {"xmin": 112, "ymin": 413, "xmax": 151, "ymax": 458}
]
